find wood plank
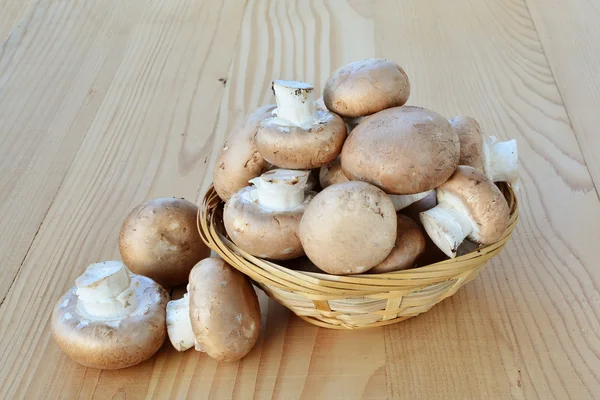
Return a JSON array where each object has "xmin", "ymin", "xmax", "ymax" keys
[
  {"xmin": 0, "ymin": 0, "xmax": 145, "ymax": 302},
  {"xmin": 0, "ymin": 0, "xmax": 247, "ymax": 398},
  {"xmin": 0, "ymin": 0, "xmax": 598, "ymax": 399},
  {"xmin": 524, "ymin": 0, "xmax": 600, "ymax": 190},
  {"xmin": 0, "ymin": 0, "xmax": 37, "ymax": 41}
]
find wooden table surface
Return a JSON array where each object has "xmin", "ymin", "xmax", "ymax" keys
[{"xmin": 1, "ymin": 0, "xmax": 599, "ymax": 399}]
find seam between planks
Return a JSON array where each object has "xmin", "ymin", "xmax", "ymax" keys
[{"xmin": 522, "ymin": 0, "xmax": 600, "ymax": 203}]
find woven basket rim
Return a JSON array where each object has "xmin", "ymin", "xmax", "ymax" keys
[{"xmin": 197, "ymin": 182, "xmax": 518, "ymax": 295}]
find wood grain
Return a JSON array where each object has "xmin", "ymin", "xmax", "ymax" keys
[
  {"xmin": 0, "ymin": 0, "xmax": 37, "ymax": 41},
  {"xmin": 525, "ymin": 0, "xmax": 600, "ymax": 190},
  {"xmin": 0, "ymin": 0, "xmax": 599, "ymax": 399}
]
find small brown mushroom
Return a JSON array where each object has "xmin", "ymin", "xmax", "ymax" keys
[
  {"xmin": 223, "ymin": 169, "xmax": 316, "ymax": 260},
  {"xmin": 166, "ymin": 258, "xmax": 261, "ymax": 362},
  {"xmin": 341, "ymin": 106, "xmax": 460, "ymax": 195},
  {"xmin": 51, "ymin": 261, "xmax": 169, "ymax": 369},
  {"xmin": 449, "ymin": 116, "xmax": 519, "ymax": 189},
  {"xmin": 369, "ymin": 215, "xmax": 426, "ymax": 273},
  {"xmin": 255, "ymin": 80, "xmax": 347, "ymax": 169},
  {"xmin": 419, "ymin": 166, "xmax": 510, "ymax": 258},
  {"xmin": 323, "ymin": 58, "xmax": 410, "ymax": 118},
  {"xmin": 119, "ymin": 198, "xmax": 210, "ymax": 288},
  {"xmin": 213, "ymin": 104, "xmax": 276, "ymax": 202},
  {"xmin": 299, "ymin": 181, "xmax": 397, "ymax": 275}
]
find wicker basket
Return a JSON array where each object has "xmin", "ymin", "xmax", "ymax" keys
[{"xmin": 198, "ymin": 183, "xmax": 518, "ymax": 330}]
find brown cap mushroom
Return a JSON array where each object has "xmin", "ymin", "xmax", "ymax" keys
[
  {"xmin": 213, "ymin": 104, "xmax": 276, "ymax": 202},
  {"xmin": 341, "ymin": 106, "xmax": 460, "ymax": 194},
  {"xmin": 299, "ymin": 181, "xmax": 397, "ymax": 275},
  {"xmin": 369, "ymin": 215, "xmax": 426, "ymax": 273},
  {"xmin": 255, "ymin": 80, "xmax": 347, "ymax": 169},
  {"xmin": 165, "ymin": 258, "xmax": 261, "ymax": 361},
  {"xmin": 119, "ymin": 198, "xmax": 210, "ymax": 288},
  {"xmin": 223, "ymin": 169, "xmax": 316, "ymax": 260},
  {"xmin": 323, "ymin": 58, "xmax": 410, "ymax": 118},
  {"xmin": 419, "ymin": 166, "xmax": 510, "ymax": 258},
  {"xmin": 51, "ymin": 261, "xmax": 169, "ymax": 369},
  {"xmin": 449, "ymin": 116, "xmax": 519, "ymax": 189}
]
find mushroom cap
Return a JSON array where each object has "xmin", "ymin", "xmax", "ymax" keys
[
  {"xmin": 119, "ymin": 198, "xmax": 210, "ymax": 288},
  {"xmin": 213, "ymin": 104, "xmax": 276, "ymax": 201},
  {"xmin": 449, "ymin": 116, "xmax": 484, "ymax": 171},
  {"xmin": 51, "ymin": 273, "xmax": 169, "ymax": 370},
  {"xmin": 255, "ymin": 110, "xmax": 347, "ymax": 169},
  {"xmin": 188, "ymin": 258, "xmax": 261, "ymax": 362},
  {"xmin": 298, "ymin": 181, "xmax": 397, "ymax": 275},
  {"xmin": 223, "ymin": 186, "xmax": 315, "ymax": 260},
  {"xmin": 319, "ymin": 157, "xmax": 349, "ymax": 189},
  {"xmin": 323, "ymin": 58, "xmax": 410, "ymax": 118},
  {"xmin": 437, "ymin": 165, "xmax": 510, "ymax": 243},
  {"xmin": 369, "ymin": 214, "xmax": 426, "ymax": 273},
  {"xmin": 341, "ymin": 106, "xmax": 460, "ymax": 194}
]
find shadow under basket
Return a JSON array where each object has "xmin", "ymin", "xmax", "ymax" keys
[{"xmin": 198, "ymin": 183, "xmax": 518, "ymax": 330}]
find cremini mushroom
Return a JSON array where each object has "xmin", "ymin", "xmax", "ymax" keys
[
  {"xmin": 255, "ymin": 80, "xmax": 347, "ymax": 169},
  {"xmin": 51, "ymin": 261, "xmax": 169, "ymax": 369},
  {"xmin": 299, "ymin": 181, "xmax": 397, "ymax": 275},
  {"xmin": 369, "ymin": 215, "xmax": 426, "ymax": 273},
  {"xmin": 119, "ymin": 198, "xmax": 210, "ymax": 288},
  {"xmin": 319, "ymin": 157, "xmax": 433, "ymax": 211},
  {"xmin": 165, "ymin": 257, "xmax": 261, "ymax": 361},
  {"xmin": 223, "ymin": 169, "xmax": 316, "ymax": 260},
  {"xmin": 213, "ymin": 104, "xmax": 276, "ymax": 201},
  {"xmin": 341, "ymin": 106, "xmax": 460, "ymax": 195},
  {"xmin": 419, "ymin": 166, "xmax": 510, "ymax": 258},
  {"xmin": 449, "ymin": 116, "xmax": 519, "ymax": 189},
  {"xmin": 323, "ymin": 58, "xmax": 410, "ymax": 118}
]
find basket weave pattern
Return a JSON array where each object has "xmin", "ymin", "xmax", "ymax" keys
[{"xmin": 199, "ymin": 184, "xmax": 518, "ymax": 330}]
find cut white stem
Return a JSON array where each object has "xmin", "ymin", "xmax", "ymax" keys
[
  {"xmin": 389, "ymin": 190, "xmax": 433, "ymax": 212},
  {"xmin": 271, "ymin": 80, "xmax": 318, "ymax": 129},
  {"xmin": 75, "ymin": 261, "xmax": 137, "ymax": 320},
  {"xmin": 419, "ymin": 199, "xmax": 474, "ymax": 258},
  {"xmin": 483, "ymin": 136, "xmax": 518, "ymax": 188},
  {"xmin": 249, "ymin": 169, "xmax": 310, "ymax": 211},
  {"xmin": 166, "ymin": 294, "xmax": 195, "ymax": 352}
]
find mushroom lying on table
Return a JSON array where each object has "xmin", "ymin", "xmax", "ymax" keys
[
  {"xmin": 213, "ymin": 104, "xmax": 276, "ymax": 202},
  {"xmin": 299, "ymin": 181, "xmax": 397, "ymax": 275},
  {"xmin": 419, "ymin": 166, "xmax": 510, "ymax": 258},
  {"xmin": 449, "ymin": 116, "xmax": 519, "ymax": 189},
  {"xmin": 166, "ymin": 257, "xmax": 261, "ymax": 361},
  {"xmin": 119, "ymin": 198, "xmax": 210, "ymax": 288},
  {"xmin": 224, "ymin": 169, "xmax": 316, "ymax": 260},
  {"xmin": 51, "ymin": 261, "xmax": 169, "ymax": 369},
  {"xmin": 323, "ymin": 58, "xmax": 410, "ymax": 119},
  {"xmin": 341, "ymin": 105, "xmax": 460, "ymax": 195},
  {"xmin": 255, "ymin": 80, "xmax": 347, "ymax": 169}
]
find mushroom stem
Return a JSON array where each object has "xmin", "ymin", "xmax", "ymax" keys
[
  {"xmin": 166, "ymin": 293, "xmax": 195, "ymax": 352},
  {"xmin": 483, "ymin": 136, "xmax": 518, "ymax": 186},
  {"xmin": 419, "ymin": 199, "xmax": 473, "ymax": 258},
  {"xmin": 249, "ymin": 169, "xmax": 310, "ymax": 211},
  {"xmin": 389, "ymin": 190, "xmax": 433, "ymax": 212},
  {"xmin": 271, "ymin": 80, "xmax": 318, "ymax": 128},
  {"xmin": 74, "ymin": 261, "xmax": 137, "ymax": 320}
]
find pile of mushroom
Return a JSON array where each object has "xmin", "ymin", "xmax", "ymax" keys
[
  {"xmin": 219, "ymin": 57, "xmax": 516, "ymax": 275},
  {"xmin": 51, "ymin": 57, "xmax": 517, "ymax": 370}
]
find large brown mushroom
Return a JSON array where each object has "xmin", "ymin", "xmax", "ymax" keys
[
  {"xmin": 165, "ymin": 257, "xmax": 261, "ymax": 362},
  {"xmin": 419, "ymin": 166, "xmax": 510, "ymax": 258},
  {"xmin": 213, "ymin": 104, "xmax": 276, "ymax": 202},
  {"xmin": 299, "ymin": 181, "xmax": 397, "ymax": 275},
  {"xmin": 323, "ymin": 58, "xmax": 410, "ymax": 118},
  {"xmin": 341, "ymin": 106, "xmax": 460, "ymax": 195},
  {"xmin": 51, "ymin": 261, "xmax": 169, "ymax": 369},
  {"xmin": 119, "ymin": 198, "xmax": 210, "ymax": 288},
  {"xmin": 223, "ymin": 169, "xmax": 316, "ymax": 260},
  {"xmin": 255, "ymin": 80, "xmax": 347, "ymax": 169},
  {"xmin": 449, "ymin": 116, "xmax": 519, "ymax": 189}
]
